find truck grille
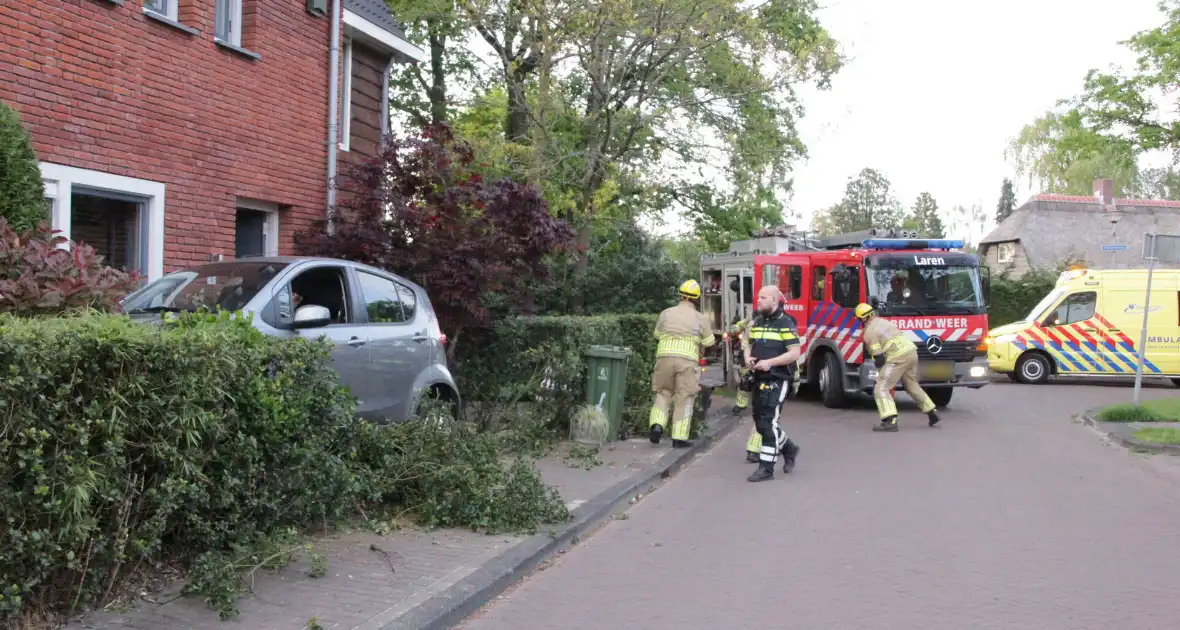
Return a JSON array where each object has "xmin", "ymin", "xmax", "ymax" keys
[{"xmin": 915, "ymin": 340, "xmax": 981, "ymax": 362}]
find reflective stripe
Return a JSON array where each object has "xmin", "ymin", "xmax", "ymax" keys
[
  {"xmin": 656, "ymin": 336, "xmax": 700, "ymax": 359},
  {"xmin": 749, "ymin": 327, "xmax": 799, "ymax": 342},
  {"xmin": 882, "ymin": 335, "xmax": 916, "ymax": 362}
]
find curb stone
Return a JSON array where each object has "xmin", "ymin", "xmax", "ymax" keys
[
  {"xmin": 383, "ymin": 407, "xmax": 744, "ymax": 630},
  {"xmin": 1081, "ymin": 407, "xmax": 1180, "ymax": 455}
]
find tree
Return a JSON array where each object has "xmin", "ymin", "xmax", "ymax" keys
[
  {"xmin": 811, "ymin": 168, "xmax": 904, "ymax": 235},
  {"xmin": 295, "ymin": 125, "xmax": 574, "ymax": 358},
  {"xmin": 0, "ymin": 101, "xmax": 47, "ymax": 232},
  {"xmin": 909, "ymin": 192, "xmax": 945, "ymax": 238},
  {"xmin": 996, "ymin": 178, "xmax": 1017, "ymax": 223},
  {"xmin": 1004, "ymin": 109, "xmax": 1139, "ymax": 196},
  {"xmin": 1076, "ymin": 1, "xmax": 1180, "ymax": 155}
]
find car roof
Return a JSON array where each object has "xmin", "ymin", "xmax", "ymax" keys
[{"xmin": 175, "ymin": 256, "xmax": 425, "ymax": 291}]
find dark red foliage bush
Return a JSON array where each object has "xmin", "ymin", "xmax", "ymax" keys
[
  {"xmin": 0, "ymin": 219, "xmax": 140, "ymax": 316},
  {"xmin": 296, "ymin": 124, "xmax": 574, "ymax": 346}
]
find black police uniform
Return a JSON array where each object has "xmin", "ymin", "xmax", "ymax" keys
[{"xmin": 746, "ymin": 305, "xmax": 802, "ymax": 482}]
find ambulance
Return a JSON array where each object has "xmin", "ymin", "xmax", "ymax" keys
[
  {"xmin": 702, "ymin": 228, "xmax": 993, "ymax": 408},
  {"xmin": 987, "ymin": 267, "xmax": 1180, "ymax": 385}
]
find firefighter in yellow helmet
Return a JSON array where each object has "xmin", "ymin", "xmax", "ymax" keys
[
  {"xmin": 855, "ymin": 302, "xmax": 941, "ymax": 432},
  {"xmin": 649, "ymin": 279, "xmax": 716, "ymax": 447}
]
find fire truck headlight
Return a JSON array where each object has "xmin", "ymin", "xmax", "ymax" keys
[
  {"xmin": 969, "ymin": 366, "xmax": 988, "ymax": 378},
  {"xmin": 866, "ymin": 368, "xmax": 878, "ymax": 380}
]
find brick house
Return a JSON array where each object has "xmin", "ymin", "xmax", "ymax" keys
[
  {"xmin": 0, "ymin": 0, "xmax": 421, "ymax": 281},
  {"xmin": 979, "ymin": 179, "xmax": 1180, "ymax": 276}
]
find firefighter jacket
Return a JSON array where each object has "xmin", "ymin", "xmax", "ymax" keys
[
  {"xmin": 742, "ymin": 306, "xmax": 800, "ymax": 381},
  {"xmin": 862, "ymin": 316, "xmax": 917, "ymax": 363},
  {"xmin": 653, "ymin": 302, "xmax": 716, "ymax": 361}
]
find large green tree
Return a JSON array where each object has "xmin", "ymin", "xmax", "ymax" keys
[
  {"xmin": 996, "ymin": 178, "xmax": 1017, "ymax": 223},
  {"xmin": 0, "ymin": 101, "xmax": 45, "ymax": 232},
  {"xmin": 908, "ymin": 191, "xmax": 945, "ymax": 238},
  {"xmin": 1004, "ymin": 109, "xmax": 1140, "ymax": 196},
  {"xmin": 810, "ymin": 168, "xmax": 904, "ymax": 235}
]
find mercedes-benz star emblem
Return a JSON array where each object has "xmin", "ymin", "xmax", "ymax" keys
[{"xmin": 926, "ymin": 336, "xmax": 944, "ymax": 355}]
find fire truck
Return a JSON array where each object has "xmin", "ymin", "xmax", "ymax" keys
[{"xmin": 700, "ymin": 228, "xmax": 993, "ymax": 408}]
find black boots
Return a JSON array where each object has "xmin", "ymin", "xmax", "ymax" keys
[
  {"xmin": 746, "ymin": 451, "xmax": 760, "ymax": 463},
  {"xmin": 928, "ymin": 410, "xmax": 941, "ymax": 427},
  {"xmin": 747, "ymin": 463, "xmax": 774, "ymax": 482},
  {"xmin": 872, "ymin": 416, "xmax": 899, "ymax": 432},
  {"xmin": 731, "ymin": 404, "xmax": 746, "ymax": 415},
  {"xmin": 649, "ymin": 424, "xmax": 663, "ymax": 444},
  {"xmin": 672, "ymin": 439, "xmax": 693, "ymax": 448},
  {"xmin": 781, "ymin": 440, "xmax": 800, "ymax": 473}
]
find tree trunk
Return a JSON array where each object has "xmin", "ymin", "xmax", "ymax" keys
[
  {"xmin": 427, "ymin": 23, "xmax": 447, "ymax": 126},
  {"xmin": 504, "ymin": 73, "xmax": 530, "ymax": 142}
]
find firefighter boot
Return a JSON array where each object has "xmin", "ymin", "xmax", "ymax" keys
[
  {"xmin": 873, "ymin": 416, "xmax": 899, "ymax": 432},
  {"xmin": 649, "ymin": 424, "xmax": 664, "ymax": 444},
  {"xmin": 746, "ymin": 452, "xmax": 759, "ymax": 463},
  {"xmin": 732, "ymin": 389, "xmax": 748, "ymax": 415},
  {"xmin": 928, "ymin": 410, "xmax": 941, "ymax": 427},
  {"xmin": 747, "ymin": 461, "xmax": 774, "ymax": 483},
  {"xmin": 781, "ymin": 440, "xmax": 800, "ymax": 473},
  {"xmin": 672, "ymin": 439, "xmax": 694, "ymax": 449}
]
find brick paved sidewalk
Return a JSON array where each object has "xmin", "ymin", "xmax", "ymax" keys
[{"xmin": 67, "ymin": 402, "xmax": 737, "ymax": 630}]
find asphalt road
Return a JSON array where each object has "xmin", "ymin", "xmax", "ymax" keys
[{"xmin": 459, "ymin": 380, "xmax": 1180, "ymax": 630}]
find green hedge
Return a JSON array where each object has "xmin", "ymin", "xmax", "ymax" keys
[
  {"xmin": 0, "ymin": 312, "xmax": 567, "ymax": 622},
  {"xmin": 456, "ymin": 314, "xmax": 661, "ymax": 436},
  {"xmin": 988, "ymin": 269, "xmax": 1059, "ymax": 328}
]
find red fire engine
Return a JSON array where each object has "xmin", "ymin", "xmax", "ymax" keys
[{"xmin": 701, "ymin": 228, "xmax": 992, "ymax": 408}]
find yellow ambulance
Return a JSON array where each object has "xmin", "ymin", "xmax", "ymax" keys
[{"xmin": 986, "ymin": 267, "xmax": 1180, "ymax": 385}]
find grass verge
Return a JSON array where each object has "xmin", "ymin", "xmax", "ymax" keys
[
  {"xmin": 1133, "ymin": 427, "xmax": 1180, "ymax": 445},
  {"xmin": 1096, "ymin": 398, "xmax": 1180, "ymax": 423}
]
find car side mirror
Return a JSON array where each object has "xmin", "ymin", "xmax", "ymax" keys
[{"xmin": 293, "ymin": 304, "xmax": 331, "ymax": 329}]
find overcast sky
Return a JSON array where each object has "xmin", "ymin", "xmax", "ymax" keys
[{"xmin": 782, "ymin": 0, "xmax": 1164, "ymax": 235}]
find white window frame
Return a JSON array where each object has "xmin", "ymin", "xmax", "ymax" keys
[
  {"xmin": 143, "ymin": 0, "xmax": 178, "ymax": 21},
  {"xmin": 38, "ymin": 163, "xmax": 166, "ymax": 282},
  {"xmin": 997, "ymin": 242, "xmax": 1015, "ymax": 264},
  {"xmin": 236, "ymin": 198, "xmax": 281, "ymax": 257},
  {"xmin": 215, "ymin": 0, "xmax": 243, "ymax": 47},
  {"xmin": 339, "ymin": 39, "xmax": 353, "ymax": 152}
]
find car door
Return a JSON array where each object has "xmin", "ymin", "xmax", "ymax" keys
[
  {"xmin": 269, "ymin": 263, "xmax": 376, "ymax": 413},
  {"xmin": 1039, "ymin": 290, "xmax": 1105, "ymax": 374},
  {"xmin": 355, "ymin": 270, "xmax": 430, "ymax": 421},
  {"xmin": 1106, "ymin": 274, "xmax": 1180, "ymax": 375}
]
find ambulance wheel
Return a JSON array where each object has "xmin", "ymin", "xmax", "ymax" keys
[
  {"xmin": 818, "ymin": 350, "xmax": 848, "ymax": 408},
  {"xmin": 927, "ymin": 387, "xmax": 953, "ymax": 408},
  {"xmin": 1015, "ymin": 352, "xmax": 1051, "ymax": 385},
  {"xmin": 1171, "ymin": 378, "xmax": 1180, "ymax": 388}
]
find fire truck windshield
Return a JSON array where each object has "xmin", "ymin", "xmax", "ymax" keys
[{"xmin": 864, "ymin": 253, "xmax": 985, "ymax": 317}]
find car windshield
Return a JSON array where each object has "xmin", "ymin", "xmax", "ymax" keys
[
  {"xmin": 121, "ymin": 262, "xmax": 288, "ymax": 314},
  {"xmin": 865, "ymin": 259, "xmax": 984, "ymax": 316},
  {"xmin": 1023, "ymin": 288, "xmax": 1065, "ymax": 323}
]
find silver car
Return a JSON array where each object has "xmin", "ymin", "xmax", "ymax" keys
[{"xmin": 119, "ymin": 256, "xmax": 460, "ymax": 422}]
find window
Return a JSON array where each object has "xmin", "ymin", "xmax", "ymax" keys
[
  {"xmin": 785, "ymin": 265, "xmax": 803, "ymax": 300},
  {"xmin": 1045, "ymin": 291, "xmax": 1096, "ymax": 327},
  {"xmin": 339, "ymin": 39, "xmax": 353, "ymax": 151},
  {"xmin": 39, "ymin": 163, "xmax": 166, "ymax": 281},
  {"xmin": 122, "ymin": 261, "xmax": 287, "ymax": 314},
  {"xmin": 290, "ymin": 266, "xmax": 352, "ymax": 324},
  {"xmin": 397, "ymin": 283, "xmax": 417, "ymax": 320},
  {"xmin": 997, "ymin": 242, "xmax": 1015, "ymax": 264},
  {"xmin": 234, "ymin": 199, "xmax": 280, "ymax": 258},
  {"xmin": 761, "ymin": 264, "xmax": 779, "ymax": 288},
  {"xmin": 812, "ymin": 265, "xmax": 826, "ymax": 301},
  {"xmin": 144, "ymin": 0, "xmax": 177, "ymax": 20},
  {"xmin": 215, "ymin": 0, "xmax": 243, "ymax": 46},
  {"xmin": 358, "ymin": 272, "xmax": 409, "ymax": 323},
  {"xmin": 832, "ymin": 266, "xmax": 861, "ymax": 308}
]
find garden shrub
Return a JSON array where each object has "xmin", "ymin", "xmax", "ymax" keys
[
  {"xmin": 456, "ymin": 314, "xmax": 661, "ymax": 437},
  {"xmin": 0, "ymin": 101, "xmax": 46, "ymax": 232},
  {"xmin": 0, "ymin": 311, "xmax": 568, "ymax": 622}
]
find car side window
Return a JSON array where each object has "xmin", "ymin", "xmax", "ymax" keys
[
  {"xmin": 358, "ymin": 271, "xmax": 408, "ymax": 324},
  {"xmin": 1046, "ymin": 291, "xmax": 1096, "ymax": 326},
  {"xmin": 396, "ymin": 282, "xmax": 417, "ymax": 321}
]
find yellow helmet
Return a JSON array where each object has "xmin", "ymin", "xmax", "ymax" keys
[
  {"xmin": 678, "ymin": 279, "xmax": 702, "ymax": 300},
  {"xmin": 854, "ymin": 303, "xmax": 875, "ymax": 320}
]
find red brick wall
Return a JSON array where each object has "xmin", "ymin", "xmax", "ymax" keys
[{"xmin": 0, "ymin": 0, "xmax": 335, "ymax": 271}]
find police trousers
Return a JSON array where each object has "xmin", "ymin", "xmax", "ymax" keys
[{"xmin": 751, "ymin": 377, "xmax": 790, "ymax": 464}]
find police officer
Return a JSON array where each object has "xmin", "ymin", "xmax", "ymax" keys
[
  {"xmin": 734, "ymin": 307, "xmax": 802, "ymax": 463},
  {"xmin": 743, "ymin": 285, "xmax": 803, "ymax": 482},
  {"xmin": 855, "ymin": 302, "xmax": 941, "ymax": 432},
  {"xmin": 649, "ymin": 280, "xmax": 716, "ymax": 448}
]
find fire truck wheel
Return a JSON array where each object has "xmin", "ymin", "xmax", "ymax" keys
[
  {"xmin": 1015, "ymin": 351, "xmax": 1052, "ymax": 385},
  {"xmin": 818, "ymin": 350, "xmax": 848, "ymax": 408},
  {"xmin": 927, "ymin": 387, "xmax": 953, "ymax": 408}
]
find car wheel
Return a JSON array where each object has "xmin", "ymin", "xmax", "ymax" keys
[
  {"xmin": 416, "ymin": 388, "xmax": 459, "ymax": 426},
  {"xmin": 819, "ymin": 350, "xmax": 847, "ymax": 408},
  {"xmin": 1015, "ymin": 352, "xmax": 1051, "ymax": 385},
  {"xmin": 927, "ymin": 387, "xmax": 953, "ymax": 408}
]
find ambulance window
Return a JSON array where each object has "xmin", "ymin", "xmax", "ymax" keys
[
  {"xmin": 786, "ymin": 265, "xmax": 803, "ymax": 300},
  {"xmin": 832, "ymin": 266, "xmax": 861, "ymax": 308},
  {"xmin": 812, "ymin": 266, "xmax": 826, "ymax": 301},
  {"xmin": 1046, "ymin": 291, "xmax": 1096, "ymax": 326}
]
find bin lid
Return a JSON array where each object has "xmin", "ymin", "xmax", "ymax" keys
[{"xmin": 585, "ymin": 345, "xmax": 633, "ymax": 359}]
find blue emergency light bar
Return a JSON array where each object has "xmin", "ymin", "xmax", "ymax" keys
[{"xmin": 861, "ymin": 238, "xmax": 965, "ymax": 251}]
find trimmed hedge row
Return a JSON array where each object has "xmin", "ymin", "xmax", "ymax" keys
[
  {"xmin": 988, "ymin": 269, "xmax": 1059, "ymax": 328},
  {"xmin": 456, "ymin": 314, "xmax": 661, "ymax": 436},
  {"xmin": 0, "ymin": 312, "xmax": 567, "ymax": 622}
]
